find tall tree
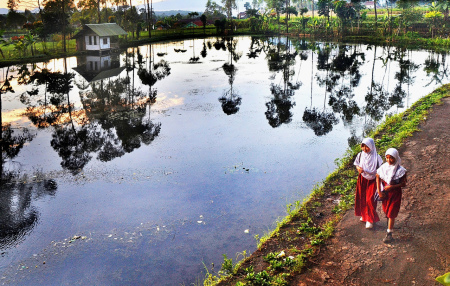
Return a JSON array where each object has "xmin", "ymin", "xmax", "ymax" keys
[
  {"xmin": 222, "ymin": 0, "xmax": 237, "ymax": 32},
  {"xmin": 77, "ymin": 0, "xmax": 106, "ymax": 23},
  {"xmin": 41, "ymin": 0, "xmax": 75, "ymax": 52},
  {"xmin": 205, "ymin": 0, "xmax": 225, "ymax": 18},
  {"xmin": 374, "ymin": 0, "xmax": 378, "ymax": 30},
  {"xmin": 7, "ymin": 0, "xmax": 18, "ymax": 11},
  {"xmin": 200, "ymin": 14, "xmax": 207, "ymax": 35},
  {"xmin": 283, "ymin": 2, "xmax": 298, "ymax": 33},
  {"xmin": 266, "ymin": 0, "xmax": 285, "ymax": 33}
]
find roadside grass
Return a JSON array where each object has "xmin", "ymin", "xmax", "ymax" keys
[{"xmin": 202, "ymin": 84, "xmax": 450, "ymax": 285}]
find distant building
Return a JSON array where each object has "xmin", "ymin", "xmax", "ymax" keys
[
  {"xmin": 72, "ymin": 23, "xmax": 127, "ymax": 53},
  {"xmin": 184, "ymin": 22, "xmax": 198, "ymax": 28},
  {"xmin": 238, "ymin": 12, "xmax": 247, "ymax": 19},
  {"xmin": 364, "ymin": 1, "xmax": 382, "ymax": 8}
]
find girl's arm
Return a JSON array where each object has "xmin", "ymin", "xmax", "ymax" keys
[
  {"xmin": 355, "ymin": 153, "xmax": 363, "ymax": 174},
  {"xmin": 376, "ymin": 174, "xmax": 385, "ymax": 199}
]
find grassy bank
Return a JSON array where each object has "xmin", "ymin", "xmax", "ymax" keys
[{"xmin": 201, "ymin": 85, "xmax": 450, "ymax": 285}]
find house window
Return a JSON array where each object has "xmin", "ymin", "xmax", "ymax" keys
[
  {"xmin": 89, "ymin": 61, "xmax": 93, "ymax": 70},
  {"xmin": 104, "ymin": 60, "xmax": 109, "ymax": 68},
  {"xmin": 94, "ymin": 62, "xmax": 98, "ymax": 71},
  {"xmin": 103, "ymin": 38, "xmax": 107, "ymax": 45},
  {"xmin": 94, "ymin": 36, "xmax": 97, "ymax": 45},
  {"xmin": 89, "ymin": 36, "xmax": 92, "ymax": 45}
]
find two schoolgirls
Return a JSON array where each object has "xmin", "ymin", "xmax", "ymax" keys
[{"xmin": 354, "ymin": 138, "xmax": 407, "ymax": 243}]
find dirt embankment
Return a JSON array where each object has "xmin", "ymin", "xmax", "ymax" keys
[{"xmin": 290, "ymin": 97, "xmax": 450, "ymax": 285}]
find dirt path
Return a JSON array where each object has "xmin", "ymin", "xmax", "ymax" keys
[{"xmin": 290, "ymin": 97, "xmax": 450, "ymax": 285}]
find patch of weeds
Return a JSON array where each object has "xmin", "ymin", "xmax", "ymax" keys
[
  {"xmin": 245, "ymin": 270, "xmax": 271, "ymax": 285},
  {"xmin": 332, "ymin": 204, "xmax": 342, "ymax": 214},
  {"xmin": 310, "ymin": 238, "xmax": 324, "ymax": 246},
  {"xmin": 292, "ymin": 253, "xmax": 307, "ymax": 272},
  {"xmin": 273, "ymin": 273, "xmax": 289, "ymax": 285},
  {"xmin": 221, "ymin": 254, "xmax": 234, "ymax": 275},
  {"xmin": 297, "ymin": 217, "xmax": 320, "ymax": 235},
  {"xmin": 263, "ymin": 252, "xmax": 296, "ymax": 271},
  {"xmin": 233, "ymin": 250, "xmax": 250, "ymax": 270},
  {"xmin": 311, "ymin": 201, "xmax": 322, "ymax": 208},
  {"xmin": 263, "ymin": 252, "xmax": 278, "ymax": 262},
  {"xmin": 255, "ymin": 228, "xmax": 272, "ymax": 248},
  {"xmin": 244, "ymin": 265, "xmax": 254, "ymax": 274},
  {"xmin": 269, "ymin": 259, "xmax": 285, "ymax": 271},
  {"xmin": 202, "ymin": 262, "xmax": 221, "ymax": 286}
]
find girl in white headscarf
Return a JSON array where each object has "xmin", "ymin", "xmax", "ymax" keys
[
  {"xmin": 376, "ymin": 148, "xmax": 407, "ymax": 243},
  {"xmin": 354, "ymin": 138, "xmax": 383, "ymax": 229}
]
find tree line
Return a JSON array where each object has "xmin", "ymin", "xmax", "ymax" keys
[{"xmin": 1, "ymin": 0, "xmax": 450, "ymax": 60}]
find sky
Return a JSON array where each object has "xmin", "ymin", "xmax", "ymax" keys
[{"xmin": 0, "ymin": 0, "xmax": 228, "ymax": 12}]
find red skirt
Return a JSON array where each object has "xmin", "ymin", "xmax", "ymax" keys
[
  {"xmin": 382, "ymin": 181, "xmax": 402, "ymax": 219},
  {"xmin": 355, "ymin": 174, "xmax": 380, "ymax": 223}
]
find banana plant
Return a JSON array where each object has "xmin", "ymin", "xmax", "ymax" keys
[{"xmin": 23, "ymin": 33, "xmax": 36, "ymax": 56}]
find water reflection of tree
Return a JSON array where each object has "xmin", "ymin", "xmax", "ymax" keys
[
  {"xmin": 363, "ymin": 45, "xmax": 390, "ymax": 121},
  {"xmin": 302, "ymin": 107, "xmax": 338, "ymax": 136},
  {"xmin": 16, "ymin": 53, "xmax": 164, "ymax": 174},
  {"xmin": 1, "ymin": 69, "xmax": 55, "ymax": 250},
  {"xmin": 326, "ymin": 45, "xmax": 363, "ymax": 123},
  {"xmin": 2, "ymin": 67, "xmax": 37, "ymax": 179},
  {"xmin": 0, "ymin": 175, "xmax": 57, "ymax": 249},
  {"xmin": 201, "ymin": 39, "xmax": 208, "ymax": 58},
  {"xmin": 390, "ymin": 48, "xmax": 419, "ymax": 108},
  {"xmin": 304, "ymin": 44, "xmax": 339, "ymax": 136},
  {"xmin": 364, "ymin": 46, "xmax": 419, "ymax": 121},
  {"xmin": 219, "ymin": 38, "xmax": 242, "ymax": 115},
  {"xmin": 423, "ymin": 51, "xmax": 448, "ymax": 87},
  {"xmin": 247, "ymin": 36, "xmax": 263, "ymax": 59},
  {"xmin": 213, "ymin": 37, "xmax": 227, "ymax": 51},
  {"xmin": 79, "ymin": 48, "xmax": 164, "ymax": 164},
  {"xmin": 189, "ymin": 39, "xmax": 200, "ymax": 63},
  {"xmin": 137, "ymin": 44, "xmax": 171, "ymax": 103},
  {"xmin": 264, "ymin": 37, "xmax": 299, "ymax": 128},
  {"xmin": 19, "ymin": 66, "xmax": 75, "ymax": 128},
  {"xmin": 17, "ymin": 60, "xmax": 97, "ymax": 174}
]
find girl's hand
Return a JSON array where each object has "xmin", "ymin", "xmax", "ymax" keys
[
  {"xmin": 356, "ymin": 166, "xmax": 363, "ymax": 174},
  {"xmin": 384, "ymin": 185, "xmax": 392, "ymax": 191},
  {"xmin": 379, "ymin": 191, "xmax": 386, "ymax": 199}
]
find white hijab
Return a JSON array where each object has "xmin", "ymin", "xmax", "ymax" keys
[
  {"xmin": 354, "ymin": 137, "xmax": 382, "ymax": 180},
  {"xmin": 377, "ymin": 148, "xmax": 407, "ymax": 184}
]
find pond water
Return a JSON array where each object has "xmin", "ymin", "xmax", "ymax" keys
[{"xmin": 0, "ymin": 36, "xmax": 448, "ymax": 285}]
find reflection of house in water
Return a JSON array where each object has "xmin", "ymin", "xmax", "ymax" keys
[
  {"xmin": 73, "ymin": 54, "xmax": 125, "ymax": 83},
  {"xmin": 72, "ymin": 23, "xmax": 127, "ymax": 54}
]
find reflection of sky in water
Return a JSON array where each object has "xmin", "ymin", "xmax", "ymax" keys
[{"xmin": 0, "ymin": 36, "xmax": 448, "ymax": 285}]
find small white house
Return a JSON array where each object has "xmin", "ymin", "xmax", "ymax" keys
[{"xmin": 73, "ymin": 23, "xmax": 128, "ymax": 53}]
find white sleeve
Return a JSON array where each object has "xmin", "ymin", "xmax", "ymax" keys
[{"xmin": 353, "ymin": 153, "xmax": 361, "ymax": 166}]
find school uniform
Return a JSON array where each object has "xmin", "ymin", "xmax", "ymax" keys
[
  {"xmin": 377, "ymin": 148, "xmax": 407, "ymax": 219},
  {"xmin": 354, "ymin": 138, "xmax": 383, "ymax": 224}
]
